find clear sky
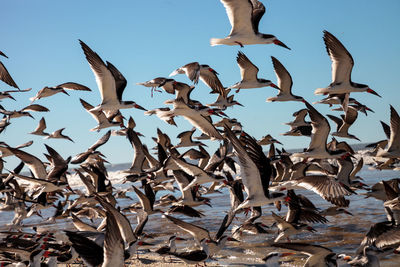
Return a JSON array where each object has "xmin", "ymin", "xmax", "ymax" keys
[{"xmin": 0, "ymin": 0, "xmax": 399, "ymax": 168}]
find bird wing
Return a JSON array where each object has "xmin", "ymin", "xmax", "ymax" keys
[
  {"xmin": 0, "ymin": 61, "xmax": 19, "ymax": 89},
  {"xmin": 272, "ymin": 242, "xmax": 332, "ymax": 257},
  {"xmin": 163, "ymin": 214, "xmax": 211, "ymax": 241},
  {"xmin": 387, "ymin": 105, "xmax": 400, "ymax": 152},
  {"xmin": 132, "ymin": 185, "xmax": 153, "ymax": 212},
  {"xmin": 34, "ymin": 117, "xmax": 47, "ymax": 132},
  {"xmin": 8, "ymin": 147, "xmax": 47, "ymax": 179},
  {"xmin": 326, "ymin": 114, "xmax": 343, "ymax": 132},
  {"xmin": 250, "ymin": 0, "xmax": 266, "ymax": 34},
  {"xmin": 323, "ymin": 30, "xmax": 354, "ymax": 84},
  {"xmin": 199, "ymin": 67, "xmax": 225, "ymax": 97},
  {"xmin": 106, "ymin": 61, "xmax": 127, "ymax": 102},
  {"xmin": 22, "ymin": 104, "xmax": 49, "ymax": 112},
  {"xmin": 236, "ymin": 51, "xmax": 259, "ymax": 82},
  {"xmin": 79, "ymin": 40, "xmax": 117, "ymax": 105},
  {"xmin": 221, "ymin": 0, "xmax": 255, "ymax": 36},
  {"xmin": 224, "ymin": 126, "xmax": 266, "ymax": 200},
  {"xmin": 304, "ymin": 101, "xmax": 330, "ymax": 152},
  {"xmin": 57, "ymin": 82, "xmax": 92, "ymax": 91},
  {"xmin": 271, "ymin": 56, "xmax": 293, "ymax": 94},
  {"xmin": 89, "ymin": 130, "xmax": 111, "ymax": 151},
  {"xmin": 102, "ymin": 212, "xmax": 125, "ymax": 267}
]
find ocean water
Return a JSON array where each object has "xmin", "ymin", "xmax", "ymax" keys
[{"xmin": 1, "ymin": 151, "xmax": 400, "ymax": 266}]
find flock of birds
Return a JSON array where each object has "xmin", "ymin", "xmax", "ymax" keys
[{"xmin": 0, "ymin": 0, "xmax": 399, "ymax": 266}]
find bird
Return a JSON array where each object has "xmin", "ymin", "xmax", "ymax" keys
[
  {"xmin": 228, "ymin": 51, "xmax": 279, "ymax": 93},
  {"xmin": 167, "ymin": 238, "xmax": 210, "ymax": 265},
  {"xmin": 271, "ymin": 242, "xmax": 338, "ymax": 267},
  {"xmin": 314, "ymin": 30, "xmax": 380, "ymax": 97},
  {"xmin": 136, "ymin": 77, "xmax": 176, "ymax": 96},
  {"xmin": 376, "ymin": 105, "xmax": 400, "ymax": 158},
  {"xmin": 327, "ymin": 106, "xmax": 361, "ymax": 141},
  {"xmin": 29, "ymin": 82, "xmax": 91, "ymax": 102},
  {"xmin": 29, "ymin": 117, "xmax": 49, "ymax": 136},
  {"xmin": 169, "ymin": 62, "xmax": 226, "ymax": 96},
  {"xmin": 79, "ymin": 40, "xmax": 146, "ymax": 114},
  {"xmin": 224, "ymin": 127, "xmax": 285, "ymax": 212},
  {"xmin": 173, "ymin": 128, "xmax": 206, "ymax": 148},
  {"xmin": 45, "ymin": 128, "xmax": 74, "ymax": 142},
  {"xmin": 210, "ymin": 0, "xmax": 290, "ymax": 49},
  {"xmin": 266, "ymin": 56, "xmax": 303, "ymax": 102},
  {"xmin": 291, "ymin": 101, "xmax": 347, "ymax": 159}
]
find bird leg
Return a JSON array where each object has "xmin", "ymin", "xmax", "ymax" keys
[{"xmin": 234, "ymin": 41, "xmax": 244, "ymax": 48}]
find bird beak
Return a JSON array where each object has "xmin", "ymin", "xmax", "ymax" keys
[
  {"xmin": 343, "ymin": 210, "xmax": 353, "ymax": 216},
  {"xmin": 134, "ymin": 103, "xmax": 147, "ymax": 111},
  {"xmin": 227, "ymin": 237, "xmax": 240, "ymax": 242},
  {"xmin": 270, "ymin": 83, "xmax": 280, "ymax": 89},
  {"xmin": 273, "ymin": 39, "xmax": 291, "ymax": 50},
  {"xmin": 7, "ymin": 95, "xmax": 16, "ymax": 101},
  {"xmin": 235, "ymin": 102, "xmax": 244, "ymax": 107},
  {"xmin": 62, "ymin": 90, "xmax": 70, "ymax": 96},
  {"xmin": 175, "ymin": 237, "xmax": 186, "ymax": 241},
  {"xmin": 366, "ymin": 88, "xmax": 381, "ymax": 97}
]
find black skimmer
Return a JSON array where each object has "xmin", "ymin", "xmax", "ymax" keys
[
  {"xmin": 228, "ymin": 51, "xmax": 279, "ymax": 93},
  {"xmin": 364, "ymin": 178, "xmax": 400, "ymax": 201},
  {"xmin": 0, "ymin": 104, "xmax": 49, "ymax": 119},
  {"xmin": 210, "ymin": 0, "xmax": 290, "ymax": 49},
  {"xmin": 164, "ymin": 156, "xmax": 224, "ymax": 191},
  {"xmin": 271, "ymin": 211, "xmax": 317, "ymax": 242},
  {"xmin": 292, "ymin": 101, "xmax": 347, "ymax": 159},
  {"xmin": 163, "ymin": 214, "xmax": 236, "ymax": 255},
  {"xmin": 136, "ymin": 77, "xmax": 176, "ymax": 96},
  {"xmin": 206, "ymin": 89, "xmax": 243, "ymax": 110},
  {"xmin": 224, "ymin": 127, "xmax": 285, "ymax": 212},
  {"xmin": 71, "ymin": 130, "xmax": 111, "ymax": 164},
  {"xmin": 164, "ymin": 98, "xmax": 224, "ymax": 140},
  {"xmin": 45, "ymin": 128, "xmax": 74, "ymax": 143},
  {"xmin": 257, "ymin": 134, "xmax": 282, "ymax": 146},
  {"xmin": 285, "ymin": 108, "xmax": 310, "ymax": 128},
  {"xmin": 29, "ymin": 82, "xmax": 91, "ymax": 102},
  {"xmin": 154, "ymin": 235, "xmax": 186, "ymax": 262},
  {"xmin": 168, "ymin": 238, "xmax": 210, "ymax": 265},
  {"xmin": 327, "ymin": 106, "xmax": 360, "ymax": 141},
  {"xmin": 79, "ymin": 98, "xmax": 123, "ymax": 132},
  {"xmin": 377, "ymin": 105, "xmax": 400, "ymax": 158},
  {"xmin": 271, "ymin": 242, "xmax": 338, "ymax": 267},
  {"xmin": 79, "ymin": 40, "xmax": 146, "ymax": 114},
  {"xmin": 29, "ymin": 117, "xmax": 49, "ymax": 136},
  {"xmin": 263, "ymin": 251, "xmax": 295, "ymax": 267},
  {"xmin": 173, "ymin": 128, "xmax": 206, "ymax": 148},
  {"xmin": 266, "ymin": 56, "xmax": 303, "ymax": 102},
  {"xmin": 315, "ymin": 30, "xmax": 380, "ymax": 97},
  {"xmin": 170, "ymin": 62, "xmax": 226, "ymax": 96}
]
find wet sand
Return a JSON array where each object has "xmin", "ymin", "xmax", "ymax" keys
[{"xmin": 1, "ymin": 165, "xmax": 400, "ymax": 266}]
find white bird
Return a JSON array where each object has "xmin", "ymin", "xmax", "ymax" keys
[
  {"xmin": 210, "ymin": 0, "xmax": 290, "ymax": 49},
  {"xmin": 315, "ymin": 30, "xmax": 380, "ymax": 97},
  {"xmin": 228, "ymin": 51, "xmax": 279, "ymax": 93}
]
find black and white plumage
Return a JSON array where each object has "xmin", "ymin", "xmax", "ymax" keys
[
  {"xmin": 327, "ymin": 106, "xmax": 360, "ymax": 141},
  {"xmin": 292, "ymin": 101, "xmax": 347, "ymax": 159},
  {"xmin": 29, "ymin": 82, "xmax": 91, "ymax": 102},
  {"xmin": 224, "ymin": 127, "xmax": 284, "ymax": 212},
  {"xmin": 169, "ymin": 62, "xmax": 226, "ymax": 97},
  {"xmin": 228, "ymin": 51, "xmax": 279, "ymax": 93},
  {"xmin": 29, "ymin": 117, "xmax": 49, "ymax": 136},
  {"xmin": 79, "ymin": 40, "xmax": 146, "ymax": 114},
  {"xmin": 136, "ymin": 77, "xmax": 176, "ymax": 95},
  {"xmin": 266, "ymin": 56, "xmax": 303, "ymax": 102},
  {"xmin": 315, "ymin": 30, "xmax": 380, "ymax": 97},
  {"xmin": 271, "ymin": 242, "xmax": 338, "ymax": 267},
  {"xmin": 210, "ymin": 0, "xmax": 290, "ymax": 49}
]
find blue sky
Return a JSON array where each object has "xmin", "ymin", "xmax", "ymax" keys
[{"xmin": 0, "ymin": 0, "xmax": 399, "ymax": 168}]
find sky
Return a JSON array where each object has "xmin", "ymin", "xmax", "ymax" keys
[{"xmin": 0, "ymin": 0, "xmax": 399, "ymax": 168}]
